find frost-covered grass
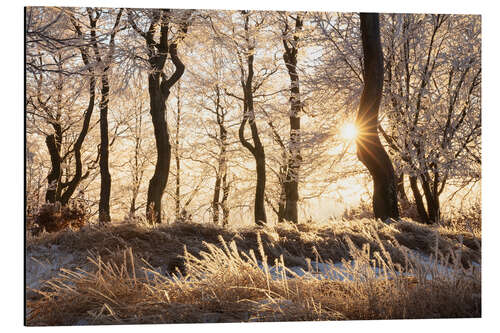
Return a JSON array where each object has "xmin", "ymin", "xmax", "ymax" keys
[{"xmin": 26, "ymin": 217, "xmax": 481, "ymax": 325}]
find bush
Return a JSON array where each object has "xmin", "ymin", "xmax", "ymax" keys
[
  {"xmin": 32, "ymin": 201, "xmax": 87, "ymax": 235},
  {"xmin": 441, "ymin": 198, "xmax": 481, "ymax": 235}
]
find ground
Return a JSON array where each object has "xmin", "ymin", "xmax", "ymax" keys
[{"xmin": 25, "ymin": 217, "xmax": 481, "ymax": 325}]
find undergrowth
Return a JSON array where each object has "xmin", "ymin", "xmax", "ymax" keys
[{"xmin": 26, "ymin": 218, "xmax": 481, "ymax": 325}]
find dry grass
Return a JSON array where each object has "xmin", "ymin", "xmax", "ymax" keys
[
  {"xmin": 26, "ymin": 218, "xmax": 481, "ymax": 325},
  {"xmin": 27, "ymin": 218, "xmax": 480, "ymax": 273},
  {"xmin": 440, "ymin": 199, "xmax": 482, "ymax": 236},
  {"xmin": 343, "ymin": 198, "xmax": 482, "ymax": 237}
]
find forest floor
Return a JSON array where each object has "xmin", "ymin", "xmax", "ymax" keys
[{"xmin": 25, "ymin": 217, "xmax": 481, "ymax": 325}]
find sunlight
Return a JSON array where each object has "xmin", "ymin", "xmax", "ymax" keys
[{"xmin": 340, "ymin": 123, "xmax": 359, "ymax": 141}]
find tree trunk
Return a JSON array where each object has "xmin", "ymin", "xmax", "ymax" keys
[
  {"xmin": 281, "ymin": 15, "xmax": 303, "ymax": 224},
  {"xmin": 409, "ymin": 175, "xmax": 430, "ymax": 223},
  {"xmin": 96, "ymin": 9, "xmax": 122, "ymax": 223},
  {"xmin": 397, "ymin": 173, "xmax": 410, "ymax": 208},
  {"xmin": 129, "ymin": 112, "xmax": 142, "ymax": 218},
  {"xmin": 98, "ymin": 73, "xmax": 112, "ymax": 223},
  {"xmin": 277, "ymin": 178, "xmax": 286, "ymax": 222},
  {"xmin": 221, "ymin": 171, "xmax": 230, "ymax": 226},
  {"xmin": 254, "ymin": 145, "xmax": 267, "ymax": 225},
  {"xmin": 212, "ymin": 174, "xmax": 221, "ymax": 225},
  {"xmin": 44, "ymin": 77, "xmax": 64, "ymax": 204},
  {"xmin": 419, "ymin": 173, "xmax": 440, "ymax": 223},
  {"xmin": 356, "ymin": 13, "xmax": 399, "ymax": 221},
  {"xmin": 237, "ymin": 11, "xmax": 267, "ymax": 226},
  {"xmin": 44, "ymin": 129, "xmax": 62, "ymax": 203},
  {"xmin": 239, "ymin": 112, "xmax": 267, "ymax": 226},
  {"xmin": 129, "ymin": 195, "xmax": 137, "ymax": 217},
  {"xmin": 146, "ymin": 74, "xmax": 171, "ymax": 223},
  {"xmin": 174, "ymin": 83, "xmax": 182, "ymax": 220},
  {"xmin": 59, "ymin": 68, "xmax": 96, "ymax": 205},
  {"xmin": 133, "ymin": 9, "xmax": 189, "ymax": 224}
]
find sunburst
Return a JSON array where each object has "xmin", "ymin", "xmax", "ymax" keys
[{"xmin": 340, "ymin": 123, "xmax": 359, "ymax": 141}]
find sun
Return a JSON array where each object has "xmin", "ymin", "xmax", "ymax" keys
[{"xmin": 340, "ymin": 123, "xmax": 359, "ymax": 141}]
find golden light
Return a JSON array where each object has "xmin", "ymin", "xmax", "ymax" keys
[{"xmin": 340, "ymin": 123, "xmax": 359, "ymax": 141}]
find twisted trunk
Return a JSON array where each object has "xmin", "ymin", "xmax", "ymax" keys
[
  {"xmin": 44, "ymin": 123, "xmax": 62, "ymax": 203},
  {"xmin": 146, "ymin": 72, "xmax": 172, "ymax": 223},
  {"xmin": 130, "ymin": 9, "xmax": 190, "ymax": 223},
  {"xmin": 356, "ymin": 13, "xmax": 399, "ymax": 220}
]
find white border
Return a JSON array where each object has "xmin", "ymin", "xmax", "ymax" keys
[{"xmin": 3, "ymin": 0, "xmax": 497, "ymax": 332}]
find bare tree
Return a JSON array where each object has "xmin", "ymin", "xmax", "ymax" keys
[
  {"xmin": 85, "ymin": 8, "xmax": 124, "ymax": 223},
  {"xmin": 128, "ymin": 9, "xmax": 192, "ymax": 223},
  {"xmin": 380, "ymin": 14, "xmax": 481, "ymax": 223},
  {"xmin": 279, "ymin": 12, "xmax": 303, "ymax": 223},
  {"xmin": 355, "ymin": 13, "xmax": 399, "ymax": 220},
  {"xmin": 26, "ymin": 8, "xmax": 99, "ymax": 206},
  {"xmin": 235, "ymin": 11, "xmax": 268, "ymax": 225}
]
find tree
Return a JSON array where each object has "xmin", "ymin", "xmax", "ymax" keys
[
  {"xmin": 279, "ymin": 12, "xmax": 303, "ymax": 223},
  {"xmin": 355, "ymin": 13, "xmax": 399, "ymax": 220},
  {"xmin": 86, "ymin": 8, "xmax": 124, "ymax": 223},
  {"xmin": 380, "ymin": 14, "xmax": 481, "ymax": 223},
  {"xmin": 233, "ymin": 11, "xmax": 269, "ymax": 225},
  {"xmin": 25, "ymin": 7, "xmax": 480, "ymax": 228},
  {"xmin": 26, "ymin": 8, "xmax": 101, "ymax": 207},
  {"xmin": 183, "ymin": 17, "xmax": 236, "ymax": 226},
  {"xmin": 128, "ymin": 9, "xmax": 192, "ymax": 223}
]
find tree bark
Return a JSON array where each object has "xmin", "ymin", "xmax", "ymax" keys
[
  {"xmin": 211, "ymin": 88, "xmax": 229, "ymax": 226},
  {"xmin": 174, "ymin": 82, "xmax": 182, "ymax": 220},
  {"xmin": 128, "ymin": 111, "xmax": 143, "ymax": 217},
  {"xmin": 129, "ymin": 9, "xmax": 190, "ymax": 223},
  {"xmin": 146, "ymin": 72, "xmax": 172, "ymax": 223},
  {"xmin": 397, "ymin": 173, "xmax": 410, "ymax": 208},
  {"xmin": 419, "ymin": 172, "xmax": 440, "ymax": 223},
  {"xmin": 44, "ymin": 125, "xmax": 62, "ymax": 203},
  {"xmin": 277, "ymin": 177, "xmax": 286, "ymax": 222},
  {"xmin": 281, "ymin": 15, "xmax": 303, "ymax": 224},
  {"xmin": 212, "ymin": 174, "xmax": 221, "ymax": 225},
  {"xmin": 98, "ymin": 73, "xmax": 112, "ymax": 223},
  {"xmin": 237, "ymin": 11, "xmax": 267, "ymax": 226},
  {"xmin": 95, "ymin": 8, "xmax": 122, "ymax": 223},
  {"xmin": 221, "ymin": 171, "xmax": 230, "ymax": 226},
  {"xmin": 409, "ymin": 175, "xmax": 430, "ymax": 223},
  {"xmin": 356, "ymin": 13, "xmax": 399, "ymax": 220},
  {"xmin": 254, "ymin": 145, "xmax": 267, "ymax": 225},
  {"xmin": 59, "ymin": 74, "xmax": 95, "ymax": 205},
  {"xmin": 239, "ymin": 112, "xmax": 267, "ymax": 225}
]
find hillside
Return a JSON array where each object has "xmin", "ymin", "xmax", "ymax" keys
[{"xmin": 26, "ymin": 218, "xmax": 481, "ymax": 325}]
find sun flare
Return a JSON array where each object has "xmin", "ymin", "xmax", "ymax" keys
[{"xmin": 340, "ymin": 123, "xmax": 359, "ymax": 141}]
